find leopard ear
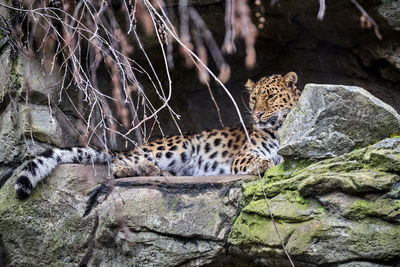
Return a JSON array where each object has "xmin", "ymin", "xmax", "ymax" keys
[
  {"xmin": 283, "ymin": 72, "xmax": 298, "ymax": 89},
  {"xmin": 245, "ymin": 79, "xmax": 255, "ymax": 91}
]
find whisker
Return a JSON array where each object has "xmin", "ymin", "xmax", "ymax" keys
[{"xmin": 240, "ymin": 91, "xmax": 252, "ymax": 114}]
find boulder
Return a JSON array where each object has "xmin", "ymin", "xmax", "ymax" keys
[
  {"xmin": 0, "ymin": 103, "xmax": 64, "ymax": 165},
  {"xmin": 0, "ymin": 165, "xmax": 244, "ymax": 266},
  {"xmin": 15, "ymin": 56, "xmax": 62, "ymax": 104},
  {"xmin": 18, "ymin": 104, "xmax": 65, "ymax": 147},
  {"xmin": 229, "ymin": 137, "xmax": 400, "ymax": 266},
  {"xmin": 278, "ymin": 84, "xmax": 400, "ymax": 160}
]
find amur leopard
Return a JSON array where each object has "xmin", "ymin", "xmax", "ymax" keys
[{"xmin": 15, "ymin": 72, "xmax": 301, "ymax": 199}]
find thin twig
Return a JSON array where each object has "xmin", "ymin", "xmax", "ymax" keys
[{"xmin": 350, "ymin": 0, "xmax": 382, "ymax": 40}]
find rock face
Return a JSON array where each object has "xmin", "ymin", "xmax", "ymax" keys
[
  {"xmin": 278, "ymin": 84, "xmax": 400, "ymax": 160},
  {"xmin": 1, "ymin": 84, "xmax": 400, "ymax": 266},
  {"xmin": 378, "ymin": 1, "xmax": 400, "ymax": 32},
  {"xmin": 229, "ymin": 137, "xmax": 400, "ymax": 266},
  {"xmin": 0, "ymin": 166, "xmax": 244, "ymax": 266}
]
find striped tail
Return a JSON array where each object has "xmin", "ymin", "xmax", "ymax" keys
[{"xmin": 15, "ymin": 147, "xmax": 112, "ymax": 199}]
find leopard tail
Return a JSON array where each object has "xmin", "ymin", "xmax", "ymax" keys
[{"xmin": 15, "ymin": 147, "xmax": 112, "ymax": 199}]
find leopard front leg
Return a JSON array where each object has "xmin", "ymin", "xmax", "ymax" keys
[
  {"xmin": 231, "ymin": 153, "xmax": 274, "ymax": 175},
  {"xmin": 112, "ymin": 153, "xmax": 161, "ymax": 178}
]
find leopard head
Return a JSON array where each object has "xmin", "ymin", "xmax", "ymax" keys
[{"xmin": 246, "ymin": 72, "xmax": 301, "ymax": 129}]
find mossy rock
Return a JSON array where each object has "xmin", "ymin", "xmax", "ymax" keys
[{"xmin": 229, "ymin": 137, "xmax": 400, "ymax": 266}]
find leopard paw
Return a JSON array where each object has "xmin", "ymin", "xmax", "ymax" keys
[
  {"xmin": 247, "ymin": 158, "xmax": 274, "ymax": 175},
  {"xmin": 138, "ymin": 161, "xmax": 161, "ymax": 176},
  {"xmin": 112, "ymin": 161, "xmax": 137, "ymax": 178}
]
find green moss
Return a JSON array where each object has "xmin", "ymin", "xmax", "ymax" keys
[
  {"xmin": 264, "ymin": 160, "xmax": 312, "ymax": 179},
  {"xmin": 228, "ymin": 212, "xmax": 299, "ymax": 247},
  {"xmin": 263, "ymin": 163, "xmax": 290, "ymax": 180},
  {"xmin": 344, "ymin": 199, "xmax": 400, "ymax": 222},
  {"xmin": 243, "ymin": 160, "xmax": 312, "ymax": 202},
  {"xmin": 341, "ymin": 147, "xmax": 367, "ymax": 162},
  {"xmin": 232, "ymin": 214, "xmax": 238, "ymax": 223},
  {"xmin": 0, "ymin": 179, "xmax": 40, "ymax": 218},
  {"xmin": 391, "ymin": 132, "xmax": 399, "ymax": 138},
  {"xmin": 317, "ymin": 206, "xmax": 325, "ymax": 213},
  {"xmin": 295, "ymin": 192, "xmax": 308, "ymax": 205},
  {"xmin": 229, "ymin": 212, "xmax": 267, "ymax": 246},
  {"xmin": 242, "ymin": 190, "xmax": 322, "ymax": 223},
  {"xmin": 345, "ymin": 199, "xmax": 371, "ymax": 220},
  {"xmin": 363, "ymin": 147, "xmax": 400, "ymax": 173}
]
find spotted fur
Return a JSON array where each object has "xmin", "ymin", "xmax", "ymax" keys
[
  {"xmin": 15, "ymin": 148, "xmax": 111, "ymax": 199},
  {"xmin": 15, "ymin": 72, "xmax": 301, "ymax": 199}
]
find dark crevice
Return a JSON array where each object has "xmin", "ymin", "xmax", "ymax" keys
[
  {"xmin": 326, "ymin": 257, "xmax": 400, "ymax": 267},
  {"xmin": 138, "ymin": 225, "xmax": 225, "ymax": 244},
  {"xmin": 0, "ymin": 164, "xmax": 17, "ymax": 190},
  {"xmin": 225, "ymin": 244, "xmax": 318, "ymax": 267},
  {"xmin": 83, "ymin": 183, "xmax": 112, "ymax": 217},
  {"xmin": 113, "ymin": 179, "xmax": 242, "ymax": 197},
  {"xmin": 177, "ymin": 250, "xmax": 226, "ymax": 267},
  {"xmin": 216, "ymin": 211, "xmax": 239, "ymax": 241},
  {"xmin": 78, "ymin": 214, "xmax": 99, "ymax": 267}
]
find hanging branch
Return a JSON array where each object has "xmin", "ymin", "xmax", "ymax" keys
[
  {"xmin": 317, "ymin": 0, "xmax": 382, "ymax": 39},
  {"xmin": 350, "ymin": 0, "xmax": 382, "ymax": 40},
  {"xmin": 222, "ymin": 0, "xmax": 236, "ymax": 54},
  {"xmin": 318, "ymin": 0, "xmax": 326, "ymax": 21}
]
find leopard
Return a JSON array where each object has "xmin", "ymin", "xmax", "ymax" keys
[{"xmin": 15, "ymin": 72, "xmax": 301, "ymax": 199}]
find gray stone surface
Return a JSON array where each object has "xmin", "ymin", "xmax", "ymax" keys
[
  {"xmin": 0, "ymin": 47, "xmax": 61, "ymax": 106},
  {"xmin": 379, "ymin": 1, "xmax": 400, "ymax": 32},
  {"xmin": 0, "ymin": 47, "xmax": 12, "ymax": 101},
  {"xmin": 0, "ymin": 1, "xmax": 12, "ymax": 22},
  {"xmin": 16, "ymin": 57, "xmax": 62, "ymax": 104},
  {"xmin": 19, "ymin": 104, "xmax": 65, "ymax": 147},
  {"xmin": 278, "ymin": 84, "xmax": 400, "ymax": 160},
  {"xmin": 337, "ymin": 262, "xmax": 390, "ymax": 267},
  {"xmin": 0, "ymin": 165, "xmax": 244, "ymax": 266},
  {"xmin": 0, "ymin": 103, "xmax": 64, "ymax": 165},
  {"xmin": 0, "ymin": 107, "xmax": 24, "ymax": 164},
  {"xmin": 0, "ymin": 166, "xmax": 13, "ymax": 189},
  {"xmin": 371, "ymin": 43, "xmax": 400, "ymax": 71}
]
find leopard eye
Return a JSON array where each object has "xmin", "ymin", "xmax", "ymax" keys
[
  {"xmin": 251, "ymin": 96, "xmax": 256, "ymax": 101},
  {"xmin": 267, "ymin": 94, "xmax": 275, "ymax": 100}
]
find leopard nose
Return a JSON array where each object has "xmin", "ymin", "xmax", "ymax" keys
[{"xmin": 254, "ymin": 112, "xmax": 264, "ymax": 118}]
